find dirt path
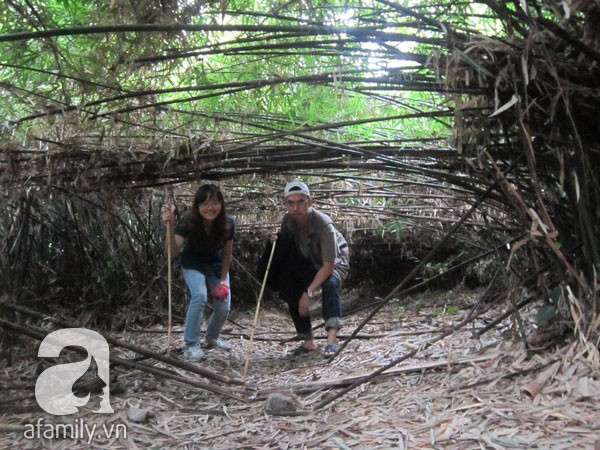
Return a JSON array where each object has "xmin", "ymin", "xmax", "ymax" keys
[{"xmin": 1, "ymin": 289, "xmax": 599, "ymax": 449}]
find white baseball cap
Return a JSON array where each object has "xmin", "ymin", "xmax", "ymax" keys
[{"xmin": 284, "ymin": 181, "xmax": 311, "ymax": 198}]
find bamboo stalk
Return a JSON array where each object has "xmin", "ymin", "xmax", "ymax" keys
[{"xmin": 165, "ymin": 187, "xmax": 173, "ymax": 355}]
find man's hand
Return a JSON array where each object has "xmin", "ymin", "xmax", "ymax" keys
[{"xmin": 299, "ymin": 292, "xmax": 310, "ymax": 316}]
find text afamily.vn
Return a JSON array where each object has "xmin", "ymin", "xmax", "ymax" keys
[{"xmin": 24, "ymin": 418, "xmax": 127, "ymax": 444}]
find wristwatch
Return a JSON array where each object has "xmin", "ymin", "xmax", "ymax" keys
[{"xmin": 305, "ymin": 289, "xmax": 315, "ymax": 300}]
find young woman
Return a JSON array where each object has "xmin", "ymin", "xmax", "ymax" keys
[{"xmin": 162, "ymin": 184, "xmax": 235, "ymax": 361}]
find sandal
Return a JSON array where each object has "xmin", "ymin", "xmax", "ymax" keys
[
  {"xmin": 292, "ymin": 345, "xmax": 316, "ymax": 356},
  {"xmin": 323, "ymin": 344, "xmax": 338, "ymax": 358}
]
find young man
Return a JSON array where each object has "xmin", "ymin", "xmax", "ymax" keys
[{"xmin": 268, "ymin": 181, "xmax": 350, "ymax": 357}]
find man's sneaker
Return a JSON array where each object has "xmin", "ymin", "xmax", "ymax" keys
[
  {"xmin": 204, "ymin": 338, "xmax": 232, "ymax": 351},
  {"xmin": 184, "ymin": 344, "xmax": 204, "ymax": 361}
]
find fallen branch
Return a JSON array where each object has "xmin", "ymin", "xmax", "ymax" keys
[
  {"xmin": 3, "ymin": 303, "xmax": 245, "ymax": 386},
  {"xmin": 126, "ymin": 329, "xmax": 385, "ymax": 340},
  {"xmin": 256, "ymin": 354, "xmax": 497, "ymax": 397},
  {"xmin": 0, "ymin": 318, "xmax": 249, "ymax": 402}
]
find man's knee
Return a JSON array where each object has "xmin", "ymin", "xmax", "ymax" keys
[{"xmin": 322, "ymin": 275, "xmax": 341, "ymax": 292}]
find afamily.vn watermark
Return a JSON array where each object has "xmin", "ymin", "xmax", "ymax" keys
[
  {"xmin": 23, "ymin": 418, "xmax": 127, "ymax": 444},
  {"xmin": 23, "ymin": 328, "xmax": 127, "ymax": 444}
]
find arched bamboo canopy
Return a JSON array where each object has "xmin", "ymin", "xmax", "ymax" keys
[{"xmin": 1, "ymin": 0, "xmax": 599, "ymax": 348}]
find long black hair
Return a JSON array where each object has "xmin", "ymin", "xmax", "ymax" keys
[{"xmin": 187, "ymin": 184, "xmax": 228, "ymax": 251}]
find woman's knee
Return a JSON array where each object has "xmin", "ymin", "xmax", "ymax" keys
[
  {"xmin": 187, "ymin": 287, "xmax": 208, "ymax": 308},
  {"xmin": 183, "ymin": 270, "xmax": 208, "ymax": 302},
  {"xmin": 213, "ymin": 299, "xmax": 231, "ymax": 316},
  {"xmin": 189, "ymin": 291, "xmax": 207, "ymax": 305}
]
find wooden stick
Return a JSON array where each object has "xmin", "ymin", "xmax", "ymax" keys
[
  {"xmin": 4, "ymin": 303, "xmax": 246, "ymax": 385},
  {"xmin": 0, "ymin": 318, "xmax": 246, "ymax": 401},
  {"xmin": 257, "ymin": 354, "xmax": 498, "ymax": 397},
  {"xmin": 243, "ymin": 238, "xmax": 277, "ymax": 380},
  {"xmin": 164, "ymin": 187, "xmax": 173, "ymax": 355}
]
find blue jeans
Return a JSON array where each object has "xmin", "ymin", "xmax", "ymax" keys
[
  {"xmin": 287, "ymin": 274, "xmax": 343, "ymax": 339},
  {"xmin": 322, "ymin": 275, "xmax": 344, "ymax": 330},
  {"xmin": 182, "ymin": 267, "xmax": 230, "ymax": 346}
]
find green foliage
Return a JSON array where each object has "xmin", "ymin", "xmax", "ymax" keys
[
  {"xmin": 536, "ymin": 303, "xmax": 557, "ymax": 326},
  {"xmin": 0, "ymin": 0, "xmax": 457, "ymax": 144},
  {"xmin": 380, "ymin": 221, "xmax": 405, "ymax": 240},
  {"xmin": 431, "ymin": 304, "xmax": 458, "ymax": 318},
  {"xmin": 425, "ymin": 261, "xmax": 449, "ymax": 274},
  {"xmin": 444, "ymin": 305, "xmax": 458, "ymax": 315},
  {"xmin": 389, "ymin": 297, "xmax": 405, "ymax": 315}
]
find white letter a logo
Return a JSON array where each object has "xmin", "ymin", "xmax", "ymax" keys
[{"xmin": 35, "ymin": 328, "xmax": 114, "ymax": 415}]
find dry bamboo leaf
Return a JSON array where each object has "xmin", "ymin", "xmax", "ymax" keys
[
  {"xmin": 522, "ymin": 361, "xmax": 561, "ymax": 398},
  {"xmin": 572, "ymin": 170, "xmax": 581, "ymax": 202},
  {"xmin": 562, "ymin": 0, "xmax": 572, "ymax": 19},
  {"xmin": 489, "ymin": 94, "xmax": 519, "ymax": 117},
  {"xmin": 2, "ymin": 298, "xmax": 600, "ymax": 449},
  {"xmin": 566, "ymin": 376, "xmax": 600, "ymax": 399},
  {"xmin": 519, "ymin": 0, "xmax": 528, "ymax": 14}
]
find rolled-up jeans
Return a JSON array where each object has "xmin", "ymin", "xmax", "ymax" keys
[
  {"xmin": 286, "ymin": 274, "xmax": 343, "ymax": 340},
  {"xmin": 182, "ymin": 266, "xmax": 230, "ymax": 346}
]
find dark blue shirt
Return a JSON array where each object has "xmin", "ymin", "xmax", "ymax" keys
[{"xmin": 175, "ymin": 214, "xmax": 236, "ymax": 270}]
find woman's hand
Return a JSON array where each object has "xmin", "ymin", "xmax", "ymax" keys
[
  {"xmin": 212, "ymin": 282, "xmax": 230, "ymax": 301},
  {"xmin": 162, "ymin": 206, "xmax": 175, "ymax": 225}
]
